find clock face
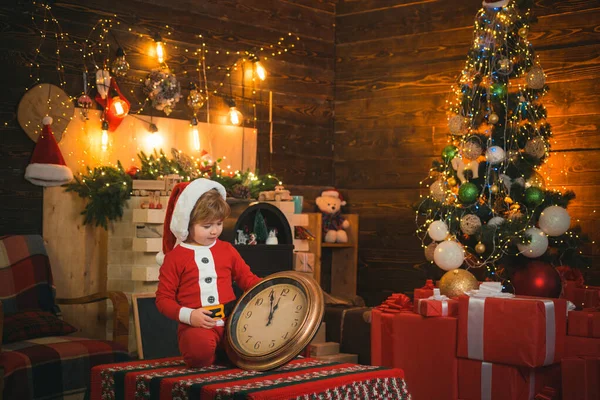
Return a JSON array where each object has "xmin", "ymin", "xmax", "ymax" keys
[
  {"xmin": 229, "ymin": 278, "xmax": 309, "ymax": 356},
  {"xmin": 226, "ymin": 271, "xmax": 324, "ymax": 371}
]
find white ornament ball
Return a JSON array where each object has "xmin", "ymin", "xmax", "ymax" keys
[
  {"xmin": 425, "ymin": 242, "xmax": 438, "ymax": 262},
  {"xmin": 487, "ymin": 216, "xmax": 505, "ymax": 227},
  {"xmin": 434, "ymin": 240, "xmax": 465, "ymax": 271},
  {"xmin": 486, "ymin": 146, "xmax": 506, "ymax": 165},
  {"xmin": 428, "ymin": 220, "xmax": 449, "ymax": 241},
  {"xmin": 524, "ymin": 137, "xmax": 547, "ymax": 159},
  {"xmin": 430, "ymin": 180, "xmax": 446, "ymax": 202},
  {"xmin": 42, "ymin": 116, "xmax": 53, "ymax": 125},
  {"xmin": 448, "ymin": 115, "xmax": 468, "ymax": 136},
  {"xmin": 539, "ymin": 206, "xmax": 571, "ymax": 236},
  {"xmin": 462, "ymin": 141, "xmax": 483, "ymax": 160},
  {"xmin": 527, "ymin": 66, "xmax": 546, "ymax": 90},
  {"xmin": 460, "ymin": 214, "xmax": 482, "ymax": 235},
  {"xmin": 517, "ymin": 227, "xmax": 549, "ymax": 258}
]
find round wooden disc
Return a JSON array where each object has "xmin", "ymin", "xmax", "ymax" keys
[{"xmin": 17, "ymin": 83, "xmax": 74, "ymax": 143}]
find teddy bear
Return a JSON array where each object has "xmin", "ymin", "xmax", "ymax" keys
[{"xmin": 315, "ymin": 189, "xmax": 350, "ymax": 243}]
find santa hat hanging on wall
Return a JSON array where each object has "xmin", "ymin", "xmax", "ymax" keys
[
  {"xmin": 156, "ymin": 178, "xmax": 227, "ymax": 265},
  {"xmin": 24, "ymin": 116, "xmax": 73, "ymax": 187},
  {"xmin": 482, "ymin": 0, "xmax": 509, "ymax": 8},
  {"xmin": 320, "ymin": 189, "xmax": 346, "ymax": 206}
]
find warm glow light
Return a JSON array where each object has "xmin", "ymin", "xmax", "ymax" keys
[
  {"xmin": 228, "ymin": 107, "xmax": 243, "ymax": 126},
  {"xmin": 110, "ymin": 96, "xmax": 129, "ymax": 117},
  {"xmin": 190, "ymin": 118, "xmax": 200, "ymax": 151},
  {"xmin": 146, "ymin": 130, "xmax": 163, "ymax": 149},
  {"xmin": 255, "ymin": 61, "xmax": 266, "ymax": 81},
  {"xmin": 154, "ymin": 34, "xmax": 165, "ymax": 64}
]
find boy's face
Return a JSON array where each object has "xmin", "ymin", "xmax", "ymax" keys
[{"xmin": 188, "ymin": 220, "xmax": 223, "ymax": 246}]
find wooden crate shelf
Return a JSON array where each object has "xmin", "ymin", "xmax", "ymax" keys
[
  {"xmin": 132, "ymin": 238, "xmax": 162, "ymax": 253},
  {"xmin": 132, "ymin": 209, "xmax": 166, "ymax": 224},
  {"xmin": 304, "ymin": 213, "xmax": 359, "ymax": 300}
]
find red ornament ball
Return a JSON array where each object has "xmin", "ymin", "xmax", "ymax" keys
[
  {"xmin": 511, "ymin": 261, "xmax": 562, "ymax": 298},
  {"xmin": 126, "ymin": 166, "xmax": 139, "ymax": 178}
]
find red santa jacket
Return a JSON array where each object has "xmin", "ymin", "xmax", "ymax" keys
[{"xmin": 156, "ymin": 239, "xmax": 261, "ymax": 325}]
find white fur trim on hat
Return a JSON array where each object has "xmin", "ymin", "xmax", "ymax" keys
[
  {"xmin": 25, "ymin": 163, "xmax": 73, "ymax": 186},
  {"xmin": 42, "ymin": 116, "xmax": 53, "ymax": 125},
  {"xmin": 482, "ymin": 0, "xmax": 509, "ymax": 8},
  {"xmin": 170, "ymin": 178, "xmax": 227, "ymax": 242}
]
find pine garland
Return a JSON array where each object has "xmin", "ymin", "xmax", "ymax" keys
[{"xmin": 64, "ymin": 162, "xmax": 132, "ymax": 230}]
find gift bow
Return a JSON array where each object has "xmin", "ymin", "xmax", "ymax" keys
[
  {"xmin": 421, "ymin": 279, "xmax": 435, "ymax": 290},
  {"xmin": 465, "ymin": 281, "xmax": 513, "ymax": 298},
  {"xmin": 427, "ymin": 288, "xmax": 449, "ymax": 301},
  {"xmin": 376, "ymin": 293, "xmax": 413, "ymax": 313}
]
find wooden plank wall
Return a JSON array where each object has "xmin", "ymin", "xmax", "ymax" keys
[
  {"xmin": 0, "ymin": 0, "xmax": 336, "ymax": 235},
  {"xmin": 335, "ymin": 0, "xmax": 600, "ymax": 305}
]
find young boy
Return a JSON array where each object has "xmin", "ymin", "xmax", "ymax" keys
[{"xmin": 156, "ymin": 178, "xmax": 261, "ymax": 367}]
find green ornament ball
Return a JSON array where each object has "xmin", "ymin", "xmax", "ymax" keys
[
  {"xmin": 458, "ymin": 182, "xmax": 479, "ymax": 204},
  {"xmin": 442, "ymin": 145, "xmax": 459, "ymax": 161},
  {"xmin": 525, "ymin": 187, "xmax": 545, "ymax": 206},
  {"xmin": 491, "ymin": 83, "xmax": 507, "ymax": 97}
]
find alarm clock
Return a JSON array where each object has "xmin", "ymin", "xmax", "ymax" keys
[{"xmin": 225, "ymin": 271, "xmax": 324, "ymax": 371}]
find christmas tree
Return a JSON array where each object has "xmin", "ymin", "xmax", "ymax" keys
[{"xmin": 416, "ymin": 0, "xmax": 590, "ymax": 288}]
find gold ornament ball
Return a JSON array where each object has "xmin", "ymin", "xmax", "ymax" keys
[
  {"xmin": 490, "ymin": 184, "xmax": 499, "ymax": 194},
  {"xmin": 488, "ymin": 113, "xmax": 499, "ymax": 124},
  {"xmin": 518, "ymin": 27, "xmax": 529, "ymax": 38},
  {"xmin": 439, "ymin": 269, "xmax": 479, "ymax": 298},
  {"xmin": 475, "ymin": 242, "xmax": 486, "ymax": 254},
  {"xmin": 448, "ymin": 177, "xmax": 458, "ymax": 187}
]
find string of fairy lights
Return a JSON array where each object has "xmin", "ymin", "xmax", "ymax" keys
[
  {"xmin": 8, "ymin": 2, "xmax": 300, "ymax": 139},
  {"xmin": 10, "ymin": 1, "xmax": 298, "ymax": 194},
  {"xmin": 414, "ymin": 2, "xmax": 595, "ymax": 284}
]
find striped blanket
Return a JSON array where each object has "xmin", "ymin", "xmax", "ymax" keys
[{"xmin": 90, "ymin": 356, "xmax": 411, "ymax": 400}]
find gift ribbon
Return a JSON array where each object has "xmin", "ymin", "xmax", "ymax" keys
[
  {"xmin": 480, "ymin": 362, "xmax": 538, "ymax": 400},
  {"xmin": 418, "ymin": 288, "xmax": 450, "ymax": 316},
  {"xmin": 467, "ymin": 297, "xmax": 556, "ymax": 365}
]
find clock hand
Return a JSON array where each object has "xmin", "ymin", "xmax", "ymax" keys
[{"xmin": 266, "ymin": 291, "xmax": 275, "ymax": 326}]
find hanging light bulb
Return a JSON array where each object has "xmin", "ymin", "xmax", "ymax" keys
[
  {"xmin": 250, "ymin": 54, "xmax": 267, "ymax": 81},
  {"xmin": 254, "ymin": 60, "xmax": 266, "ymax": 81},
  {"xmin": 227, "ymin": 99, "xmax": 243, "ymax": 126},
  {"xmin": 109, "ymin": 96, "xmax": 130, "ymax": 117},
  {"xmin": 149, "ymin": 122, "xmax": 159, "ymax": 133},
  {"xmin": 111, "ymin": 47, "xmax": 130, "ymax": 77},
  {"xmin": 190, "ymin": 117, "xmax": 201, "ymax": 151},
  {"xmin": 154, "ymin": 33, "xmax": 165, "ymax": 64},
  {"xmin": 101, "ymin": 120, "xmax": 109, "ymax": 152}
]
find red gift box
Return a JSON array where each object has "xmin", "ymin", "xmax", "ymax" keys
[
  {"xmin": 414, "ymin": 297, "xmax": 459, "ymax": 317},
  {"xmin": 563, "ymin": 281, "xmax": 600, "ymax": 310},
  {"xmin": 458, "ymin": 358, "xmax": 561, "ymax": 400},
  {"xmin": 565, "ymin": 335, "xmax": 600, "ymax": 357},
  {"xmin": 414, "ymin": 279, "xmax": 436, "ymax": 300},
  {"xmin": 562, "ymin": 356, "xmax": 600, "ymax": 400},
  {"xmin": 371, "ymin": 308, "xmax": 458, "ymax": 400},
  {"xmin": 458, "ymin": 296, "xmax": 567, "ymax": 367},
  {"xmin": 568, "ymin": 309, "xmax": 600, "ymax": 338}
]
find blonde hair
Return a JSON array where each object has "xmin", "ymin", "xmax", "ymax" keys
[{"xmin": 189, "ymin": 189, "xmax": 230, "ymax": 227}]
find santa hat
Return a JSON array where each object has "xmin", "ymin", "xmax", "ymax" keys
[
  {"xmin": 320, "ymin": 189, "xmax": 346, "ymax": 206},
  {"xmin": 24, "ymin": 116, "xmax": 73, "ymax": 187},
  {"xmin": 156, "ymin": 178, "xmax": 227, "ymax": 265},
  {"xmin": 482, "ymin": 0, "xmax": 509, "ymax": 8}
]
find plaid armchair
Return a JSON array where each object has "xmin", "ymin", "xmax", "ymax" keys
[{"xmin": 0, "ymin": 235, "xmax": 130, "ymax": 400}]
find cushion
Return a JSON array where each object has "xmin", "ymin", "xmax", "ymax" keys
[
  {"xmin": 1, "ymin": 336, "xmax": 130, "ymax": 400},
  {"xmin": 2, "ymin": 310, "xmax": 77, "ymax": 343}
]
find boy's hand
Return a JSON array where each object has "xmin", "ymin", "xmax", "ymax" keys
[{"xmin": 190, "ymin": 308, "xmax": 217, "ymax": 329}]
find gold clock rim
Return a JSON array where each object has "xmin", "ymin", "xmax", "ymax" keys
[{"xmin": 225, "ymin": 271, "xmax": 324, "ymax": 371}]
